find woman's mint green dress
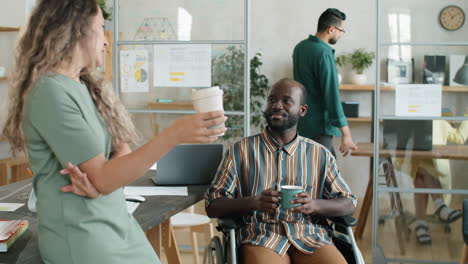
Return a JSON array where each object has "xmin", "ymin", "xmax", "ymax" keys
[{"xmin": 23, "ymin": 73, "xmax": 160, "ymax": 264}]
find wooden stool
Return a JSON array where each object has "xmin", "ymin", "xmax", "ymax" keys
[
  {"xmin": 0, "ymin": 156, "xmax": 30, "ymax": 185},
  {"xmin": 171, "ymin": 207, "xmax": 214, "ymax": 264}
]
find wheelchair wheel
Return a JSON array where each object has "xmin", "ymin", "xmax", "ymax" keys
[{"xmin": 203, "ymin": 236, "xmax": 224, "ymax": 264}]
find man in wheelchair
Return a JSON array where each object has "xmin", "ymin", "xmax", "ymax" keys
[{"xmin": 205, "ymin": 78, "xmax": 357, "ymax": 263}]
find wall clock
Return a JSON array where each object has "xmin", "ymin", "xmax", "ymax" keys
[{"xmin": 439, "ymin": 5, "xmax": 465, "ymax": 31}]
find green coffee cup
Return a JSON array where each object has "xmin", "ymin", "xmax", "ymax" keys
[{"xmin": 280, "ymin": 185, "xmax": 303, "ymax": 209}]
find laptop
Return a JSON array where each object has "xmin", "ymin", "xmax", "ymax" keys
[
  {"xmin": 151, "ymin": 144, "xmax": 223, "ymax": 185},
  {"xmin": 383, "ymin": 119, "xmax": 433, "ymax": 151}
]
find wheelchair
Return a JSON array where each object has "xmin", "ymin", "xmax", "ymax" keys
[
  {"xmin": 204, "ymin": 170, "xmax": 365, "ymax": 264},
  {"xmin": 203, "ymin": 215, "xmax": 365, "ymax": 264}
]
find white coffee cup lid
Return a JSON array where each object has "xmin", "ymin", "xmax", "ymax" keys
[{"xmin": 192, "ymin": 86, "xmax": 223, "ymax": 101}]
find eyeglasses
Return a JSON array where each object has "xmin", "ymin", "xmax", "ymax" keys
[{"xmin": 334, "ymin": 26, "xmax": 346, "ymax": 33}]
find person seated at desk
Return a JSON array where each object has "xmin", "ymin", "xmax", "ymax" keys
[
  {"xmin": 2, "ymin": 1, "xmax": 226, "ymax": 263},
  {"xmin": 205, "ymin": 78, "xmax": 356, "ymax": 264},
  {"xmin": 395, "ymin": 120, "xmax": 468, "ymax": 244}
]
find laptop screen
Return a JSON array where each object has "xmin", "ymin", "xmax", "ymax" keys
[
  {"xmin": 383, "ymin": 119, "xmax": 433, "ymax": 151},
  {"xmin": 152, "ymin": 144, "xmax": 224, "ymax": 185}
]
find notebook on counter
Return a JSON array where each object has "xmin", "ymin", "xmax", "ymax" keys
[{"xmin": 0, "ymin": 220, "xmax": 29, "ymax": 252}]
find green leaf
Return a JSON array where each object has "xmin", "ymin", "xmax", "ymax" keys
[
  {"xmin": 211, "ymin": 47, "xmax": 270, "ymax": 138},
  {"xmin": 98, "ymin": 0, "xmax": 112, "ymax": 20},
  {"xmin": 348, "ymin": 48, "xmax": 375, "ymax": 74}
]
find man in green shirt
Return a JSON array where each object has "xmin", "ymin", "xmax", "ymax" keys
[{"xmin": 293, "ymin": 8, "xmax": 357, "ymax": 157}]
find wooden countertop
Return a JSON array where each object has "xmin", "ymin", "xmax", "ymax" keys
[
  {"xmin": 339, "ymin": 84, "xmax": 468, "ymax": 93},
  {"xmin": 352, "ymin": 142, "xmax": 468, "ymax": 160}
]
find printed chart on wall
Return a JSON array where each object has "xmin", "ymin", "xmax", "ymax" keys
[
  {"xmin": 395, "ymin": 84, "xmax": 442, "ymax": 116},
  {"xmin": 120, "ymin": 50, "xmax": 149, "ymax": 93},
  {"xmin": 153, "ymin": 44, "xmax": 211, "ymax": 87}
]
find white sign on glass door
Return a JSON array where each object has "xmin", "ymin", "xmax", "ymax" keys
[
  {"xmin": 395, "ymin": 84, "xmax": 442, "ymax": 117},
  {"xmin": 153, "ymin": 44, "xmax": 211, "ymax": 87}
]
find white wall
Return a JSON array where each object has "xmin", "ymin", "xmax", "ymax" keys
[{"xmin": 251, "ymin": 0, "xmax": 377, "ymax": 84}]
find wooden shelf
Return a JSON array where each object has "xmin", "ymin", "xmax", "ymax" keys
[
  {"xmin": 0, "ymin": 27, "xmax": 19, "ymax": 32},
  {"xmin": 347, "ymin": 117, "xmax": 385, "ymax": 123},
  {"xmin": 147, "ymin": 101, "xmax": 193, "ymax": 110},
  {"xmin": 339, "ymin": 84, "xmax": 375, "ymax": 91},
  {"xmin": 340, "ymin": 84, "xmax": 468, "ymax": 92},
  {"xmin": 0, "ymin": 135, "xmax": 6, "ymax": 142},
  {"xmin": 0, "ymin": 76, "xmax": 7, "ymax": 80},
  {"xmin": 347, "ymin": 117, "xmax": 463, "ymax": 125},
  {"xmin": 441, "ymin": 86, "xmax": 468, "ymax": 92},
  {"xmin": 339, "ymin": 84, "xmax": 395, "ymax": 91},
  {"xmin": 347, "ymin": 117, "xmax": 372, "ymax": 123}
]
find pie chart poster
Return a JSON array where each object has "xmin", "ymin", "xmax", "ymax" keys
[{"xmin": 120, "ymin": 50, "xmax": 149, "ymax": 93}]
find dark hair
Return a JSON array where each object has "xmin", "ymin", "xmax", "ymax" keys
[
  {"xmin": 295, "ymin": 81, "xmax": 307, "ymax": 104},
  {"xmin": 317, "ymin": 8, "xmax": 346, "ymax": 32},
  {"xmin": 272, "ymin": 78, "xmax": 308, "ymax": 104}
]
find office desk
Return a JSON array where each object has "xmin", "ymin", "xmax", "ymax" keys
[
  {"xmin": 0, "ymin": 171, "xmax": 207, "ymax": 264},
  {"xmin": 352, "ymin": 143, "xmax": 468, "ymax": 240},
  {"xmin": 352, "ymin": 143, "xmax": 468, "ymax": 160}
]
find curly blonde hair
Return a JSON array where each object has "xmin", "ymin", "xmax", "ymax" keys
[{"xmin": 2, "ymin": 0, "xmax": 139, "ymax": 155}]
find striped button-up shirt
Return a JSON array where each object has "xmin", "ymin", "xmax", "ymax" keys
[{"xmin": 205, "ymin": 128, "xmax": 356, "ymax": 255}]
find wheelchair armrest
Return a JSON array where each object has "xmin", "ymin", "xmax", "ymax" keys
[
  {"xmin": 217, "ymin": 217, "xmax": 240, "ymax": 230},
  {"xmin": 329, "ymin": 216, "xmax": 357, "ymax": 228},
  {"xmin": 463, "ymin": 199, "xmax": 468, "ymax": 244}
]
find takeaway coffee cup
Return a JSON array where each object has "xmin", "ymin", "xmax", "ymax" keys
[
  {"xmin": 192, "ymin": 86, "xmax": 225, "ymax": 136},
  {"xmin": 280, "ymin": 185, "xmax": 303, "ymax": 209}
]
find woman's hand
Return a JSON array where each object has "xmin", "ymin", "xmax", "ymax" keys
[
  {"xmin": 164, "ymin": 111, "xmax": 227, "ymax": 144},
  {"xmin": 60, "ymin": 162, "xmax": 101, "ymax": 198}
]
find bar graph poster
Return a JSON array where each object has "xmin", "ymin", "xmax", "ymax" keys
[
  {"xmin": 153, "ymin": 44, "xmax": 211, "ymax": 87},
  {"xmin": 120, "ymin": 50, "xmax": 149, "ymax": 93},
  {"xmin": 395, "ymin": 84, "xmax": 441, "ymax": 117}
]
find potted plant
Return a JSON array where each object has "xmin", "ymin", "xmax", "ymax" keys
[
  {"xmin": 348, "ymin": 48, "xmax": 375, "ymax": 85},
  {"xmin": 249, "ymin": 53, "xmax": 269, "ymax": 131},
  {"xmin": 98, "ymin": 0, "xmax": 112, "ymax": 21},
  {"xmin": 335, "ymin": 54, "xmax": 348, "ymax": 84},
  {"xmin": 211, "ymin": 47, "xmax": 270, "ymax": 141}
]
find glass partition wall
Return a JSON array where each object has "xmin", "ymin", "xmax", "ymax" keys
[
  {"xmin": 373, "ymin": 0, "xmax": 468, "ymax": 263},
  {"xmin": 112, "ymin": 0, "xmax": 250, "ymax": 146}
]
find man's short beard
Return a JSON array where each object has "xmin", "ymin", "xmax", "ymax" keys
[
  {"xmin": 329, "ymin": 38, "xmax": 337, "ymax": 45},
  {"xmin": 263, "ymin": 111, "xmax": 300, "ymax": 132}
]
